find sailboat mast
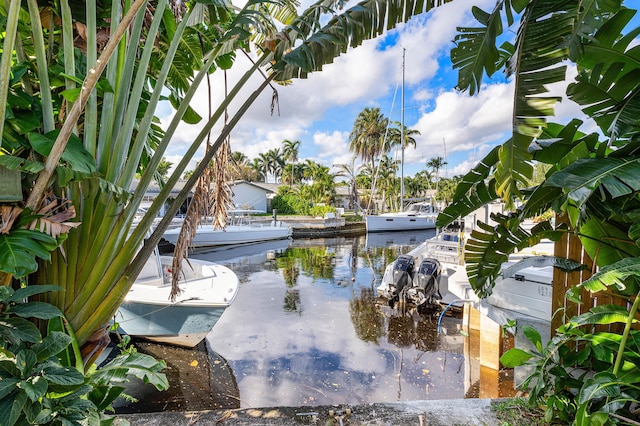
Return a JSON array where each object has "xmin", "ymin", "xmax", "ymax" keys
[{"xmin": 400, "ymin": 48, "xmax": 405, "ymax": 210}]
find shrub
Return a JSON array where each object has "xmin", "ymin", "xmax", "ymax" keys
[{"xmin": 0, "ymin": 285, "xmax": 168, "ymax": 425}]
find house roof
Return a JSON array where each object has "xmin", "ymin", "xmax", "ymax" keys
[{"xmin": 230, "ymin": 180, "xmax": 282, "ymax": 193}]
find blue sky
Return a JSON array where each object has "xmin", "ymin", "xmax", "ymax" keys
[{"xmin": 159, "ymin": 0, "xmax": 615, "ymax": 182}]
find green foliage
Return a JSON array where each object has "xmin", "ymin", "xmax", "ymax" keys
[
  {"xmin": 271, "ymin": 191, "xmax": 313, "ymax": 215},
  {"xmin": 0, "ymin": 285, "xmax": 168, "ymax": 426},
  {"xmin": 501, "ymin": 291, "xmax": 640, "ymax": 425},
  {"xmin": 308, "ymin": 205, "xmax": 336, "ymax": 218},
  {"xmin": 446, "ymin": 1, "xmax": 640, "ymax": 424},
  {"xmin": 0, "ymin": 230, "xmax": 58, "ymax": 278}
]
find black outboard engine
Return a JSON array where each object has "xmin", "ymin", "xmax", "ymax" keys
[
  {"xmin": 412, "ymin": 258, "xmax": 442, "ymax": 306},
  {"xmin": 388, "ymin": 255, "xmax": 415, "ymax": 305}
]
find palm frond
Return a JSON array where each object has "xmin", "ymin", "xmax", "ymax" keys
[
  {"xmin": 567, "ymin": 10, "xmax": 640, "ymax": 141},
  {"xmin": 451, "ymin": 1, "xmax": 510, "ymax": 96},
  {"xmin": 273, "ymin": 0, "xmax": 452, "ymax": 80},
  {"xmin": 465, "ymin": 213, "xmax": 569, "ymax": 297},
  {"xmin": 569, "ymin": 257, "xmax": 640, "ymax": 301}
]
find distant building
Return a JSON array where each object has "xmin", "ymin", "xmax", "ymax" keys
[
  {"xmin": 132, "ymin": 179, "xmax": 194, "ymax": 216},
  {"xmin": 229, "ymin": 180, "xmax": 282, "ymax": 212}
]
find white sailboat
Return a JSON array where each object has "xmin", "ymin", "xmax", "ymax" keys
[{"xmin": 365, "ymin": 49, "xmax": 438, "ymax": 233}]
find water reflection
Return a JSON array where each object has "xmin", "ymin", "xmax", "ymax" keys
[{"xmin": 188, "ymin": 232, "xmax": 511, "ymax": 408}]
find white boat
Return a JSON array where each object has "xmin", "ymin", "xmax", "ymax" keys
[
  {"xmin": 365, "ymin": 201, "xmax": 438, "ymax": 232},
  {"xmin": 377, "ymin": 210, "xmax": 556, "ymax": 322},
  {"xmin": 116, "ymin": 248, "xmax": 239, "ymax": 347},
  {"xmin": 162, "ymin": 209, "xmax": 292, "ymax": 247}
]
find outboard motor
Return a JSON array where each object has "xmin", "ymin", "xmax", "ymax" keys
[
  {"xmin": 388, "ymin": 255, "xmax": 415, "ymax": 305},
  {"xmin": 410, "ymin": 258, "xmax": 442, "ymax": 306}
]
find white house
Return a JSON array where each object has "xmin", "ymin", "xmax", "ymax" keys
[{"xmin": 229, "ymin": 181, "xmax": 281, "ymax": 212}]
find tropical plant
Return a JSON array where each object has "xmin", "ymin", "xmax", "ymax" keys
[
  {"xmin": 388, "ymin": 121, "xmax": 419, "ymax": 151},
  {"xmin": 0, "ymin": 285, "xmax": 167, "ymax": 426},
  {"xmin": 282, "ymin": 139, "xmax": 301, "ymax": 186},
  {"xmin": 265, "ymin": 148, "xmax": 284, "ymax": 183},
  {"xmin": 349, "ymin": 107, "xmax": 392, "ymax": 206},
  {"xmin": 438, "ymin": 1, "xmax": 640, "ymax": 423},
  {"xmin": 426, "ymin": 156, "xmax": 447, "ymax": 197},
  {"xmin": 157, "ymin": 157, "xmax": 173, "ymax": 180},
  {"xmin": 334, "ymin": 159, "xmax": 360, "ymax": 210},
  {"xmin": 250, "ymin": 157, "xmax": 267, "ymax": 182},
  {"xmin": 1, "ymin": 0, "xmax": 448, "ymax": 356},
  {"xmin": 374, "ymin": 154, "xmax": 399, "ymax": 212}
]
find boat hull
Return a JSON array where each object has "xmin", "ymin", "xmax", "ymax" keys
[
  {"xmin": 117, "ymin": 256, "xmax": 239, "ymax": 348},
  {"xmin": 116, "ymin": 302, "xmax": 225, "ymax": 347},
  {"xmin": 366, "ymin": 214, "xmax": 437, "ymax": 232},
  {"xmin": 163, "ymin": 224, "xmax": 292, "ymax": 247}
]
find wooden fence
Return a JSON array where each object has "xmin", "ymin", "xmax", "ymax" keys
[{"xmin": 551, "ymin": 215, "xmax": 636, "ymax": 334}]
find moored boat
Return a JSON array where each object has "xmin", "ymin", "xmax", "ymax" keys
[
  {"xmin": 162, "ymin": 209, "xmax": 292, "ymax": 247},
  {"xmin": 116, "ymin": 248, "xmax": 239, "ymax": 347},
  {"xmin": 377, "ymin": 210, "xmax": 556, "ymax": 323},
  {"xmin": 365, "ymin": 201, "xmax": 438, "ymax": 232}
]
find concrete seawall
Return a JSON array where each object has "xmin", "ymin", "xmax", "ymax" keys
[{"xmin": 115, "ymin": 398, "xmax": 506, "ymax": 425}]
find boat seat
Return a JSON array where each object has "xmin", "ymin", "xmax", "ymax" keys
[{"xmin": 136, "ymin": 252, "xmax": 164, "ymax": 286}]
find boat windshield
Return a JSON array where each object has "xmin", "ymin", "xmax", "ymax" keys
[{"xmin": 407, "ymin": 203, "xmax": 435, "ymax": 214}]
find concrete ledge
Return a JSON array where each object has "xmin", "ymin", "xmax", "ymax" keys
[{"xmin": 115, "ymin": 398, "xmax": 504, "ymax": 425}]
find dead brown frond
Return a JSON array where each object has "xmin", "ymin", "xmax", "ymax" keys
[
  {"xmin": 170, "ymin": 168, "xmax": 212, "ymax": 301},
  {"xmin": 0, "ymin": 206, "xmax": 23, "ymax": 234},
  {"xmin": 209, "ymin": 139, "xmax": 233, "ymax": 229},
  {"xmin": 29, "ymin": 195, "xmax": 80, "ymax": 239}
]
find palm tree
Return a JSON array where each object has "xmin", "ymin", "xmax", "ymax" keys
[
  {"xmin": 388, "ymin": 122, "xmax": 419, "ymax": 152},
  {"xmin": 376, "ymin": 155, "xmax": 399, "ymax": 212},
  {"xmin": 349, "ymin": 107, "xmax": 390, "ymax": 175},
  {"xmin": 282, "ymin": 139, "xmax": 301, "ymax": 186},
  {"xmin": 426, "ymin": 156, "xmax": 447, "ymax": 198},
  {"xmin": 231, "ymin": 151, "xmax": 249, "ymax": 165},
  {"xmin": 265, "ymin": 148, "xmax": 284, "ymax": 183},
  {"xmin": 334, "ymin": 159, "xmax": 360, "ymax": 210},
  {"xmin": 257, "ymin": 153, "xmax": 270, "ymax": 182},
  {"xmin": 414, "ymin": 169, "xmax": 433, "ymax": 193}
]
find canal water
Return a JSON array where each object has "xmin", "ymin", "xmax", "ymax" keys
[{"xmin": 115, "ymin": 230, "xmax": 515, "ymax": 413}]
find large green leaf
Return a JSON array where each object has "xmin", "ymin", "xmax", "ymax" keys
[
  {"xmin": 32, "ymin": 331, "xmax": 73, "ymax": 362},
  {"xmin": 0, "ymin": 317, "xmax": 42, "ymax": 345},
  {"xmin": 451, "ymin": 2, "xmax": 507, "ymax": 96},
  {"xmin": 41, "ymin": 364, "xmax": 85, "ymax": 388},
  {"xmin": 16, "ymin": 349, "xmax": 37, "ymax": 377},
  {"xmin": 437, "ymin": 146, "xmax": 500, "ymax": 228},
  {"xmin": 500, "ymin": 347, "xmax": 533, "ymax": 367},
  {"xmin": 0, "ymin": 154, "xmax": 45, "ymax": 174},
  {"xmin": 465, "ymin": 215, "xmax": 572, "ymax": 297},
  {"xmin": 7, "ymin": 285, "xmax": 63, "ymax": 304},
  {"xmin": 0, "ymin": 390, "xmax": 27, "ymax": 426},
  {"xmin": 545, "ymin": 158, "xmax": 640, "ymax": 224},
  {"xmin": 29, "ymin": 131, "xmax": 96, "ymax": 174},
  {"xmin": 567, "ymin": 9, "xmax": 640, "ymax": 140},
  {"xmin": 91, "ymin": 351, "xmax": 168, "ymax": 391},
  {"xmin": 570, "ymin": 304, "xmax": 636, "ymax": 327},
  {"xmin": 577, "ymin": 372, "xmax": 621, "ymax": 404},
  {"xmin": 570, "ymin": 257, "xmax": 640, "ymax": 299},
  {"xmin": 0, "ymin": 377, "xmax": 19, "ymax": 400},
  {"xmin": 21, "ymin": 376, "xmax": 48, "ymax": 402},
  {"xmin": 274, "ymin": 0, "xmax": 452, "ymax": 80},
  {"xmin": 8, "ymin": 302, "xmax": 63, "ymax": 320},
  {"xmin": 0, "ymin": 229, "xmax": 58, "ymax": 278}
]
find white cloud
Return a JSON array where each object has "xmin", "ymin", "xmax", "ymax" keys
[
  {"xmin": 158, "ymin": 0, "xmax": 508, "ymax": 178},
  {"xmin": 408, "ymin": 82, "xmax": 513, "ymax": 164}
]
